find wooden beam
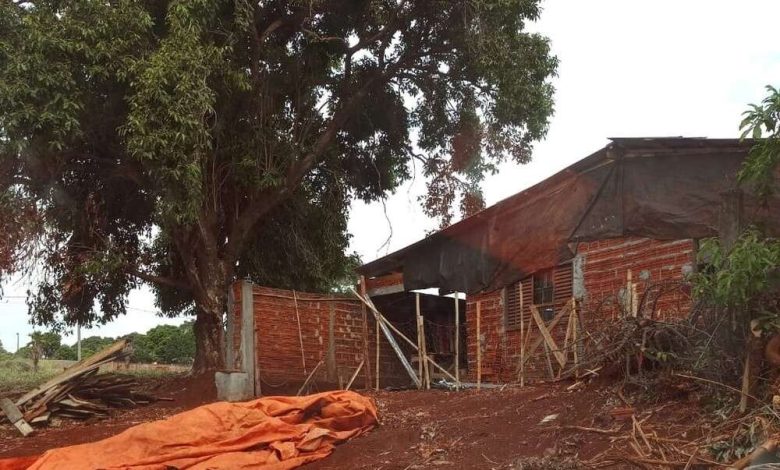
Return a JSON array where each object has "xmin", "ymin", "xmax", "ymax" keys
[
  {"xmin": 16, "ymin": 339, "xmax": 128, "ymax": 407},
  {"xmin": 351, "ymin": 289, "xmax": 421, "ymax": 388},
  {"xmin": 375, "ymin": 316, "xmax": 380, "ymax": 391},
  {"xmin": 359, "ymin": 275, "xmax": 372, "ymax": 390},
  {"xmin": 477, "ymin": 301, "xmax": 481, "ymax": 390},
  {"xmin": 1, "ymin": 398, "xmax": 33, "ymax": 437},
  {"xmin": 297, "ymin": 360, "xmax": 324, "ymax": 396},
  {"xmin": 454, "ymin": 292, "xmax": 460, "ymax": 387},
  {"xmin": 530, "ymin": 305, "xmax": 566, "ymax": 367},
  {"xmin": 416, "ymin": 293, "xmax": 423, "ymax": 389},
  {"xmin": 292, "ymin": 290, "xmax": 307, "ymax": 375},
  {"xmin": 345, "ymin": 361, "xmax": 364, "ymax": 391},
  {"xmin": 519, "ymin": 305, "xmax": 569, "ymax": 370},
  {"xmin": 519, "ymin": 283, "xmax": 525, "ymax": 387},
  {"xmin": 352, "ymin": 289, "xmax": 458, "ymax": 384}
]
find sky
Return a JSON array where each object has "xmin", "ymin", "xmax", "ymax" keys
[{"xmin": 2, "ymin": 0, "xmax": 780, "ymax": 352}]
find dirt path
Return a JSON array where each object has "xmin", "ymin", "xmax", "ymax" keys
[
  {"xmin": 1, "ymin": 375, "xmax": 711, "ymax": 469},
  {"xmin": 308, "ymin": 383, "xmax": 618, "ymax": 469}
]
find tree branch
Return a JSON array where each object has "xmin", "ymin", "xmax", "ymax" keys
[{"xmin": 127, "ymin": 267, "xmax": 190, "ymax": 292}]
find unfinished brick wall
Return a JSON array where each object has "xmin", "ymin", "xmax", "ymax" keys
[
  {"xmin": 229, "ymin": 283, "xmax": 411, "ymax": 394},
  {"xmin": 464, "ymin": 237, "xmax": 695, "ymax": 383}
]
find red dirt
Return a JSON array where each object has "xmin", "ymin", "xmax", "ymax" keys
[{"xmin": 1, "ymin": 374, "xmax": 715, "ymax": 469}]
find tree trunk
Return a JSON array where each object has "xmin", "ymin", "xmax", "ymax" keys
[{"xmin": 193, "ymin": 305, "xmax": 225, "ymax": 374}]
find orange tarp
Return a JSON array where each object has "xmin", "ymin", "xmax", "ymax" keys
[{"xmin": 0, "ymin": 390, "xmax": 377, "ymax": 470}]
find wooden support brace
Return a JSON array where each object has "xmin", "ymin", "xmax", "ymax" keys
[
  {"xmin": 1, "ymin": 398, "xmax": 34, "ymax": 437},
  {"xmin": 345, "ymin": 360, "xmax": 364, "ymax": 391},
  {"xmin": 530, "ymin": 305, "xmax": 566, "ymax": 367},
  {"xmin": 297, "ymin": 360, "xmax": 324, "ymax": 396}
]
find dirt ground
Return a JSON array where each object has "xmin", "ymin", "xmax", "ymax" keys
[{"xmin": 0, "ymin": 374, "xmax": 718, "ymax": 469}]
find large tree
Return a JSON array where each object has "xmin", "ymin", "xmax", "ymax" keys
[{"xmin": 0, "ymin": 0, "xmax": 557, "ymax": 372}]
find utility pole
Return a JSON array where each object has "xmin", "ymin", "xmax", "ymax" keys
[
  {"xmin": 76, "ymin": 324, "xmax": 82, "ymax": 361},
  {"xmin": 16, "ymin": 332, "xmax": 19, "ymax": 353}
]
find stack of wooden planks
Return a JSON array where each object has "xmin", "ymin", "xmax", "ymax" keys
[{"xmin": 1, "ymin": 339, "xmax": 168, "ymax": 436}]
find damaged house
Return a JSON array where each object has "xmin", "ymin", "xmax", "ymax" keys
[{"xmin": 225, "ymin": 137, "xmax": 778, "ymax": 394}]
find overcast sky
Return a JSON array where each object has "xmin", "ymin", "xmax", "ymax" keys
[{"xmin": 2, "ymin": 0, "xmax": 779, "ymax": 352}]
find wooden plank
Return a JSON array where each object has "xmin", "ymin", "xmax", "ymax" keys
[
  {"xmin": 415, "ymin": 293, "xmax": 423, "ymax": 388},
  {"xmin": 359, "ymin": 275, "xmax": 372, "ymax": 390},
  {"xmin": 1, "ymin": 398, "xmax": 33, "ymax": 437},
  {"xmin": 297, "ymin": 360, "xmax": 324, "ymax": 396},
  {"xmin": 421, "ymin": 318, "xmax": 430, "ymax": 389},
  {"xmin": 477, "ymin": 301, "xmax": 481, "ymax": 390},
  {"xmin": 530, "ymin": 305, "xmax": 566, "ymax": 367},
  {"xmin": 355, "ymin": 289, "xmax": 451, "ymax": 388},
  {"xmin": 454, "ymin": 292, "xmax": 460, "ymax": 387},
  {"xmin": 375, "ymin": 315, "xmax": 380, "ymax": 391},
  {"xmin": 352, "ymin": 289, "xmax": 458, "ymax": 383},
  {"xmin": 16, "ymin": 339, "xmax": 128, "ymax": 407},
  {"xmin": 292, "ymin": 290, "xmax": 307, "ymax": 375},
  {"xmin": 519, "ymin": 282, "xmax": 525, "ymax": 387},
  {"xmin": 519, "ymin": 305, "xmax": 569, "ymax": 370},
  {"xmin": 345, "ymin": 360, "xmax": 364, "ymax": 391}
]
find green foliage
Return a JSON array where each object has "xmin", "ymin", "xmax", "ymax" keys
[
  {"xmin": 0, "ymin": 340, "xmax": 10, "ymax": 360},
  {"xmin": 0, "ymin": 0, "xmax": 557, "ymax": 368},
  {"xmin": 739, "ymin": 85, "xmax": 780, "ymax": 200},
  {"xmin": 143, "ymin": 322, "xmax": 196, "ymax": 365},
  {"xmin": 0, "ymin": 359, "xmax": 59, "ymax": 394},
  {"xmin": 693, "ymin": 230, "xmax": 780, "ymax": 309},
  {"xmin": 29, "ymin": 331, "xmax": 62, "ymax": 358},
  {"xmin": 53, "ymin": 344, "xmax": 77, "ymax": 360}
]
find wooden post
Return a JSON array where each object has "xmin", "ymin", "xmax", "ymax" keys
[
  {"xmin": 297, "ymin": 360, "xmax": 324, "ymax": 396},
  {"xmin": 519, "ymin": 282, "xmax": 525, "ymax": 387},
  {"xmin": 352, "ymin": 289, "xmax": 455, "ymax": 384},
  {"xmin": 477, "ymin": 301, "xmax": 482, "ymax": 391},
  {"xmin": 626, "ymin": 270, "xmax": 635, "ymax": 317},
  {"xmin": 454, "ymin": 292, "xmax": 460, "ymax": 387},
  {"xmin": 415, "ymin": 293, "xmax": 424, "ymax": 389},
  {"xmin": 375, "ymin": 306, "xmax": 381, "ymax": 390},
  {"xmin": 292, "ymin": 290, "xmax": 307, "ymax": 375},
  {"xmin": 359, "ymin": 276, "xmax": 371, "ymax": 390},
  {"xmin": 345, "ymin": 360, "xmax": 364, "ymax": 391},
  {"xmin": 739, "ymin": 340, "xmax": 751, "ymax": 413},
  {"xmin": 572, "ymin": 299, "xmax": 580, "ymax": 379},
  {"xmin": 420, "ymin": 316, "xmax": 430, "ymax": 389},
  {"xmin": 327, "ymin": 300, "xmax": 337, "ymax": 382}
]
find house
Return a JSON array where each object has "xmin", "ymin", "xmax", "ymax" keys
[
  {"xmin": 356, "ymin": 137, "xmax": 777, "ymax": 383},
  {"xmin": 224, "ymin": 138, "xmax": 776, "ymax": 395}
]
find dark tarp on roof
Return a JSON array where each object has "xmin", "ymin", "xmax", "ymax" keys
[{"xmin": 358, "ymin": 138, "xmax": 779, "ymax": 295}]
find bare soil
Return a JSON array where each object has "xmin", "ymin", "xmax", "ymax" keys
[{"xmin": 1, "ymin": 374, "xmax": 714, "ymax": 469}]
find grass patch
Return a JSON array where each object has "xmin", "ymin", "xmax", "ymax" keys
[{"xmin": 0, "ymin": 359, "xmax": 61, "ymax": 396}]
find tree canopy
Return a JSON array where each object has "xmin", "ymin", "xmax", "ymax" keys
[{"xmin": 0, "ymin": 0, "xmax": 557, "ymax": 371}]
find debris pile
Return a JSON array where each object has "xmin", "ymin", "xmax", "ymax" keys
[{"xmin": 0, "ymin": 339, "xmax": 168, "ymax": 436}]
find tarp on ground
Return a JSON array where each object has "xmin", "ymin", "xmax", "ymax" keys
[
  {"xmin": 357, "ymin": 138, "xmax": 780, "ymax": 294},
  {"xmin": 0, "ymin": 390, "xmax": 377, "ymax": 470}
]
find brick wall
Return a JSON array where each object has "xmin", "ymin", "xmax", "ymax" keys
[
  {"xmin": 230, "ymin": 283, "xmax": 411, "ymax": 394},
  {"xmin": 464, "ymin": 237, "xmax": 695, "ymax": 383}
]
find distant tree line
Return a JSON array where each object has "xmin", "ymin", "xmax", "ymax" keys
[{"xmin": 10, "ymin": 322, "xmax": 195, "ymax": 365}]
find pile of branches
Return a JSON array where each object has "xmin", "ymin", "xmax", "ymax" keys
[
  {"xmin": 584, "ymin": 383, "xmax": 780, "ymax": 469},
  {"xmin": 574, "ymin": 280, "xmax": 748, "ymax": 384}
]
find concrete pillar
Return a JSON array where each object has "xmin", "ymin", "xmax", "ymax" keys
[
  {"xmin": 240, "ymin": 280, "xmax": 259, "ymax": 396},
  {"xmin": 225, "ymin": 285, "xmax": 235, "ymax": 369}
]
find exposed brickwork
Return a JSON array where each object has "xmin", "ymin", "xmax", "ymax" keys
[
  {"xmin": 230, "ymin": 283, "xmax": 409, "ymax": 393},
  {"xmin": 464, "ymin": 237, "xmax": 695, "ymax": 383}
]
